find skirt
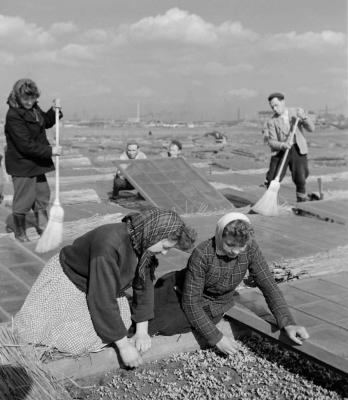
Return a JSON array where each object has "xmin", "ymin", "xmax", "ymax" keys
[{"xmin": 14, "ymin": 254, "xmax": 132, "ymax": 355}]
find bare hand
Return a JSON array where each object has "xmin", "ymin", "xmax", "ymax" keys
[
  {"xmin": 117, "ymin": 340, "xmax": 143, "ymax": 368},
  {"xmin": 52, "ymin": 145, "xmax": 62, "ymax": 156},
  {"xmin": 281, "ymin": 141, "xmax": 292, "ymax": 150},
  {"xmin": 216, "ymin": 335, "xmax": 238, "ymax": 355},
  {"xmin": 133, "ymin": 332, "xmax": 152, "ymax": 353},
  {"xmin": 284, "ymin": 325, "xmax": 310, "ymax": 345},
  {"xmin": 296, "ymin": 108, "xmax": 306, "ymax": 120},
  {"xmin": 52, "ymin": 98, "xmax": 61, "ymax": 108}
]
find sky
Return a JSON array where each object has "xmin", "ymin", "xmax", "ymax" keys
[{"xmin": 0, "ymin": 0, "xmax": 347, "ymax": 121}]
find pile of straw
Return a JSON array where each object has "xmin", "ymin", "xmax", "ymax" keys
[{"xmin": 0, "ymin": 326, "xmax": 72, "ymax": 400}]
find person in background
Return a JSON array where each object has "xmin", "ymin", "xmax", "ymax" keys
[
  {"xmin": 263, "ymin": 92, "xmax": 315, "ymax": 202},
  {"xmin": 14, "ymin": 208, "xmax": 197, "ymax": 368},
  {"xmin": 148, "ymin": 212, "xmax": 309, "ymax": 355},
  {"xmin": 111, "ymin": 140, "xmax": 147, "ymax": 200},
  {"xmin": 4, "ymin": 79, "xmax": 62, "ymax": 242},
  {"xmin": 167, "ymin": 140, "xmax": 183, "ymax": 158}
]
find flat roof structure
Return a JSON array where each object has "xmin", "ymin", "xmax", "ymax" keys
[
  {"xmin": 227, "ymin": 271, "xmax": 348, "ymax": 376},
  {"xmin": 117, "ymin": 158, "xmax": 234, "ymax": 214}
]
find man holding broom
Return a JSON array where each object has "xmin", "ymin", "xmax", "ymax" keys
[{"xmin": 263, "ymin": 92, "xmax": 315, "ymax": 202}]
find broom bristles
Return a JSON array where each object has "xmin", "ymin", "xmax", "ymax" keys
[
  {"xmin": 35, "ymin": 203, "xmax": 64, "ymax": 253},
  {"xmin": 251, "ymin": 179, "xmax": 281, "ymax": 216}
]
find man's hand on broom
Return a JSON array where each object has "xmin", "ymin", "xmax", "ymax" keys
[
  {"xmin": 296, "ymin": 107, "xmax": 307, "ymax": 120},
  {"xmin": 281, "ymin": 141, "xmax": 292, "ymax": 150}
]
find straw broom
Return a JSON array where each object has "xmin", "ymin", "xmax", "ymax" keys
[
  {"xmin": 251, "ymin": 117, "xmax": 300, "ymax": 216},
  {"xmin": 35, "ymin": 100, "xmax": 64, "ymax": 253}
]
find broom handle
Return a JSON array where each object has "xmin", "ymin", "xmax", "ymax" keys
[
  {"xmin": 275, "ymin": 117, "xmax": 300, "ymax": 181},
  {"xmin": 54, "ymin": 99, "xmax": 61, "ymax": 205}
]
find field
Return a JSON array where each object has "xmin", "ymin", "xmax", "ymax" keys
[{"xmin": 1, "ymin": 121, "xmax": 348, "ymax": 400}]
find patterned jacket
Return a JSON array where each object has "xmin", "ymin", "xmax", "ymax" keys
[
  {"xmin": 264, "ymin": 107, "xmax": 315, "ymax": 155},
  {"xmin": 181, "ymin": 238, "xmax": 295, "ymax": 346}
]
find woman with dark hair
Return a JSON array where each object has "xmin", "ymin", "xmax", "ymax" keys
[
  {"xmin": 149, "ymin": 212, "xmax": 309, "ymax": 355},
  {"xmin": 4, "ymin": 78, "xmax": 62, "ymax": 241},
  {"xmin": 14, "ymin": 208, "xmax": 196, "ymax": 368}
]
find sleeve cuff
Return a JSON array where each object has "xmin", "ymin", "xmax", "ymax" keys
[{"xmin": 209, "ymin": 330, "xmax": 223, "ymax": 346}]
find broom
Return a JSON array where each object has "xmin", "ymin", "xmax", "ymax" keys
[
  {"xmin": 251, "ymin": 117, "xmax": 300, "ymax": 216},
  {"xmin": 35, "ymin": 100, "xmax": 64, "ymax": 253}
]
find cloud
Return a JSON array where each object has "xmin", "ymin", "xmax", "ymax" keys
[
  {"xmin": 115, "ymin": 8, "xmax": 259, "ymax": 46},
  {"xmin": 218, "ymin": 21, "xmax": 259, "ymax": 41},
  {"xmin": 228, "ymin": 88, "xmax": 258, "ymax": 99},
  {"xmin": 79, "ymin": 28, "xmax": 112, "ymax": 44},
  {"xmin": 118, "ymin": 8, "xmax": 217, "ymax": 44},
  {"xmin": 0, "ymin": 14, "xmax": 54, "ymax": 48},
  {"xmin": 265, "ymin": 30, "xmax": 346, "ymax": 51},
  {"xmin": 49, "ymin": 21, "xmax": 78, "ymax": 35},
  {"xmin": 60, "ymin": 43, "xmax": 94, "ymax": 60},
  {"xmin": 21, "ymin": 44, "xmax": 95, "ymax": 67}
]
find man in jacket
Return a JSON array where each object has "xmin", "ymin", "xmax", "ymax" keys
[{"xmin": 263, "ymin": 92, "xmax": 315, "ymax": 202}]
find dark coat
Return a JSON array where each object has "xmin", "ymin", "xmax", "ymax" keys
[
  {"xmin": 60, "ymin": 222, "xmax": 155, "ymax": 343},
  {"xmin": 4, "ymin": 105, "xmax": 57, "ymax": 177}
]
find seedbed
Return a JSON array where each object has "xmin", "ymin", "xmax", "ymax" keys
[{"xmin": 67, "ymin": 334, "xmax": 348, "ymax": 400}]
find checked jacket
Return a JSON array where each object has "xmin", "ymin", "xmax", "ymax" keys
[{"xmin": 181, "ymin": 238, "xmax": 295, "ymax": 346}]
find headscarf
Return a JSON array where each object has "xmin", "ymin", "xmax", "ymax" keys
[
  {"xmin": 215, "ymin": 212, "xmax": 251, "ymax": 256},
  {"xmin": 122, "ymin": 208, "xmax": 186, "ymax": 284}
]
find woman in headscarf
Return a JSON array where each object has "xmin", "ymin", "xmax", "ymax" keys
[
  {"xmin": 14, "ymin": 208, "xmax": 196, "ymax": 368},
  {"xmin": 4, "ymin": 78, "xmax": 62, "ymax": 241},
  {"xmin": 149, "ymin": 212, "xmax": 309, "ymax": 355}
]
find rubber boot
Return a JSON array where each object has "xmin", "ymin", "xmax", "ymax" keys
[
  {"xmin": 34, "ymin": 209, "xmax": 48, "ymax": 235},
  {"xmin": 296, "ymin": 196, "xmax": 307, "ymax": 203},
  {"xmin": 13, "ymin": 214, "xmax": 30, "ymax": 242}
]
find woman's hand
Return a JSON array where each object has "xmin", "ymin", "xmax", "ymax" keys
[
  {"xmin": 133, "ymin": 332, "xmax": 151, "ymax": 353},
  {"xmin": 52, "ymin": 98, "xmax": 61, "ymax": 108},
  {"xmin": 115, "ymin": 337, "xmax": 143, "ymax": 368},
  {"xmin": 133, "ymin": 321, "xmax": 152, "ymax": 353},
  {"xmin": 216, "ymin": 335, "xmax": 238, "ymax": 356},
  {"xmin": 284, "ymin": 325, "xmax": 310, "ymax": 345}
]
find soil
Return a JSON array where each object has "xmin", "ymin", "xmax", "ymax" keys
[{"xmin": 67, "ymin": 335, "xmax": 348, "ymax": 400}]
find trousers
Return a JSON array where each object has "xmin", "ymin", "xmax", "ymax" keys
[
  {"xmin": 12, "ymin": 174, "xmax": 50, "ymax": 214},
  {"xmin": 266, "ymin": 144, "xmax": 309, "ymax": 197}
]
